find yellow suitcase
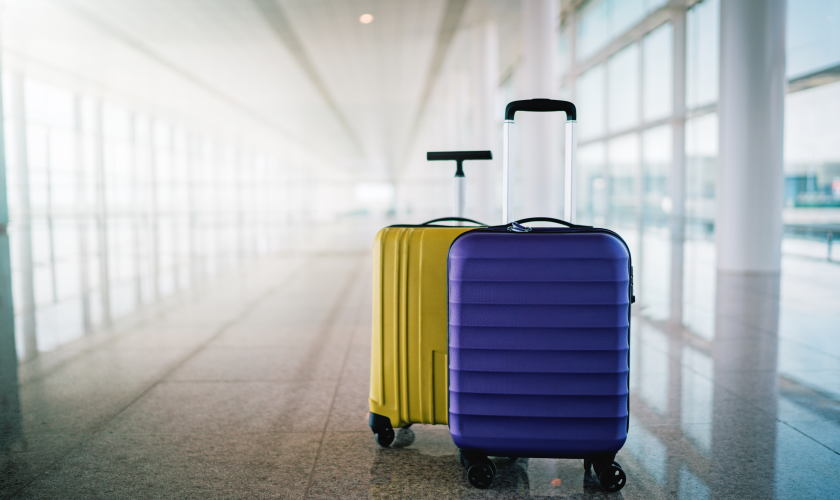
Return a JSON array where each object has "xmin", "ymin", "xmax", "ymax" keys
[
  {"xmin": 368, "ymin": 150, "xmax": 492, "ymax": 446},
  {"xmin": 368, "ymin": 218, "xmax": 482, "ymax": 445}
]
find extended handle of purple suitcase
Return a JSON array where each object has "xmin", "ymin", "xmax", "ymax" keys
[{"xmin": 502, "ymin": 99, "xmax": 577, "ymax": 226}]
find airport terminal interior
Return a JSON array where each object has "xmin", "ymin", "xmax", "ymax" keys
[{"xmin": 1, "ymin": 0, "xmax": 839, "ymax": 498}]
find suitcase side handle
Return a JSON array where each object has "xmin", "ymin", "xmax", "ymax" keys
[
  {"xmin": 421, "ymin": 217, "xmax": 486, "ymax": 226},
  {"xmin": 503, "ymin": 99, "xmax": 577, "ymax": 225}
]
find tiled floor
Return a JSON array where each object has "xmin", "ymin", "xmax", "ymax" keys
[{"xmin": 1, "ymin": 222, "xmax": 839, "ymax": 498}]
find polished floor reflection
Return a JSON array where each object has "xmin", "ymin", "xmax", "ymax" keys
[{"xmin": 1, "ymin": 222, "xmax": 839, "ymax": 499}]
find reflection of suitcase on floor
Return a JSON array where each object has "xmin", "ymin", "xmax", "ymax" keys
[
  {"xmin": 369, "ymin": 152, "xmax": 491, "ymax": 446},
  {"xmin": 448, "ymin": 100, "xmax": 634, "ymax": 493}
]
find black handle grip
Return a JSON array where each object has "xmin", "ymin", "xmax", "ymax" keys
[
  {"xmin": 427, "ymin": 151, "xmax": 492, "ymax": 177},
  {"xmin": 505, "ymin": 99, "xmax": 577, "ymax": 121},
  {"xmin": 514, "ymin": 217, "xmax": 591, "ymax": 228},
  {"xmin": 421, "ymin": 217, "xmax": 485, "ymax": 226},
  {"xmin": 426, "ymin": 151, "xmax": 492, "ymax": 162}
]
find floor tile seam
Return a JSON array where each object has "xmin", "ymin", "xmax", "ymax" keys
[
  {"xmin": 675, "ymin": 360, "xmax": 756, "ymax": 400},
  {"xmin": 776, "ymin": 336, "xmax": 840, "ymax": 362},
  {"xmin": 15, "ymin": 268, "xmax": 298, "ymax": 385},
  {"xmin": 780, "ymin": 421, "xmax": 840, "ymax": 457},
  {"xmin": 8, "ymin": 261, "xmax": 312, "ymax": 499},
  {"xmin": 302, "ymin": 257, "xmax": 367, "ymax": 500},
  {"xmin": 678, "ymin": 360, "xmax": 837, "ymax": 429},
  {"xmin": 75, "ymin": 431, "xmax": 341, "ymax": 437},
  {"xmin": 638, "ymin": 323, "xmax": 840, "ymax": 365}
]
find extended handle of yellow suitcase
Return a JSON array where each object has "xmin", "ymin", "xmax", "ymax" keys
[
  {"xmin": 427, "ymin": 151, "xmax": 493, "ymax": 221},
  {"xmin": 502, "ymin": 99, "xmax": 577, "ymax": 225}
]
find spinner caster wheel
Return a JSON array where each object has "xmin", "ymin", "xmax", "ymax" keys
[
  {"xmin": 373, "ymin": 427, "xmax": 395, "ymax": 447},
  {"xmin": 369, "ymin": 413, "xmax": 395, "ymax": 447},
  {"xmin": 467, "ymin": 461, "xmax": 495, "ymax": 489},
  {"xmin": 597, "ymin": 461, "xmax": 626, "ymax": 493}
]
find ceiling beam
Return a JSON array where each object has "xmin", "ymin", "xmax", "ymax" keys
[
  {"xmin": 251, "ymin": 0, "xmax": 366, "ymax": 157},
  {"xmin": 398, "ymin": 0, "xmax": 470, "ymax": 176}
]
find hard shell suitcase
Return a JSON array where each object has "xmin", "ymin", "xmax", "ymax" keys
[
  {"xmin": 369, "ymin": 151, "xmax": 491, "ymax": 446},
  {"xmin": 448, "ymin": 100, "xmax": 633, "ymax": 492}
]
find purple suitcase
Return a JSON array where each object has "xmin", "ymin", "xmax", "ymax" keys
[{"xmin": 448, "ymin": 100, "xmax": 633, "ymax": 492}]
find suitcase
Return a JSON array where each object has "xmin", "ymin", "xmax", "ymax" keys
[
  {"xmin": 448, "ymin": 99, "xmax": 634, "ymax": 492},
  {"xmin": 369, "ymin": 151, "xmax": 492, "ymax": 446}
]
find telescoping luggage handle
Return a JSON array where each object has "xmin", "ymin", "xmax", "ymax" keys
[
  {"xmin": 427, "ymin": 151, "xmax": 493, "ymax": 220},
  {"xmin": 503, "ymin": 99, "xmax": 577, "ymax": 225}
]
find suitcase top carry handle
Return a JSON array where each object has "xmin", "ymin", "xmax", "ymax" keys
[
  {"xmin": 503, "ymin": 99, "xmax": 578, "ymax": 225},
  {"xmin": 426, "ymin": 151, "xmax": 493, "ymax": 177},
  {"xmin": 427, "ymin": 151, "xmax": 493, "ymax": 222},
  {"xmin": 504, "ymin": 99, "xmax": 576, "ymax": 121},
  {"xmin": 421, "ymin": 217, "xmax": 485, "ymax": 226},
  {"xmin": 490, "ymin": 217, "xmax": 591, "ymax": 232}
]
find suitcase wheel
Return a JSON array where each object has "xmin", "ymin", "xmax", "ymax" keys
[
  {"xmin": 369, "ymin": 412, "xmax": 395, "ymax": 447},
  {"xmin": 596, "ymin": 461, "xmax": 626, "ymax": 493},
  {"xmin": 373, "ymin": 427, "xmax": 395, "ymax": 447},
  {"xmin": 459, "ymin": 449, "xmax": 496, "ymax": 489},
  {"xmin": 467, "ymin": 462, "xmax": 495, "ymax": 489}
]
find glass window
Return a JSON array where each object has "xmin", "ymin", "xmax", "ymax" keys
[
  {"xmin": 577, "ymin": 142, "xmax": 607, "ymax": 225},
  {"xmin": 608, "ymin": 43, "xmax": 640, "ymax": 132},
  {"xmin": 685, "ymin": 113, "xmax": 718, "ymax": 226},
  {"xmin": 577, "ymin": 0, "xmax": 610, "ymax": 61},
  {"xmin": 788, "ymin": 0, "xmax": 840, "ymax": 78},
  {"xmin": 577, "ymin": 0, "xmax": 669, "ymax": 61},
  {"xmin": 576, "ymin": 64, "xmax": 606, "ymax": 139},
  {"xmin": 611, "ymin": 0, "xmax": 647, "ymax": 39},
  {"xmin": 784, "ymin": 80, "xmax": 840, "ymax": 208},
  {"xmin": 684, "ymin": 113, "xmax": 718, "ymax": 341},
  {"xmin": 607, "ymin": 133, "xmax": 638, "ymax": 228},
  {"xmin": 643, "ymin": 23, "xmax": 673, "ymax": 121},
  {"xmin": 686, "ymin": 0, "xmax": 719, "ymax": 109},
  {"xmin": 642, "ymin": 125, "xmax": 672, "ymax": 226}
]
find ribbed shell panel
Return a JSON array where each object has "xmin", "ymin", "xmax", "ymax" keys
[{"xmin": 448, "ymin": 231, "xmax": 631, "ymax": 458}]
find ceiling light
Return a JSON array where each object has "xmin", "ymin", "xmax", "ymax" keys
[{"xmin": 359, "ymin": 14, "xmax": 373, "ymax": 24}]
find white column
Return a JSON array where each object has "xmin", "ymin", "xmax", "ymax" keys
[
  {"xmin": 93, "ymin": 101, "xmax": 111, "ymax": 325},
  {"xmin": 716, "ymin": 0, "xmax": 786, "ymax": 273},
  {"xmin": 9, "ymin": 73, "xmax": 37, "ymax": 359},
  {"xmin": 0, "ymin": 57, "xmax": 22, "ymax": 423},
  {"xmin": 471, "ymin": 22, "xmax": 499, "ymax": 223},
  {"xmin": 74, "ymin": 96, "xmax": 91, "ymax": 332},
  {"xmin": 520, "ymin": 0, "xmax": 559, "ymax": 218}
]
